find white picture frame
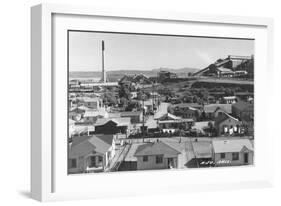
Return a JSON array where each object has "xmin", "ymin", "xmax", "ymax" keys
[{"xmin": 31, "ymin": 3, "xmax": 274, "ymax": 202}]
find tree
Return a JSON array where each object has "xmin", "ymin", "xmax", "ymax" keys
[
  {"xmin": 119, "ymin": 84, "xmax": 131, "ymax": 100},
  {"xmin": 193, "ymin": 95, "xmax": 199, "ymax": 103},
  {"xmin": 103, "ymin": 92, "xmax": 117, "ymax": 106},
  {"xmin": 120, "ymin": 97, "xmax": 129, "ymax": 107},
  {"xmin": 225, "ymin": 88, "xmax": 235, "ymax": 96},
  {"xmin": 157, "ymin": 87, "xmax": 172, "ymax": 97},
  {"xmin": 125, "ymin": 101, "xmax": 140, "ymax": 111}
]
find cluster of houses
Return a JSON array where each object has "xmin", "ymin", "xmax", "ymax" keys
[
  {"xmin": 68, "ymin": 53, "xmax": 254, "ymax": 174},
  {"xmin": 69, "ymin": 134, "xmax": 254, "ymax": 173},
  {"xmin": 166, "ymin": 99, "xmax": 254, "ymax": 137},
  {"xmin": 68, "ymin": 78, "xmax": 254, "ymax": 173}
]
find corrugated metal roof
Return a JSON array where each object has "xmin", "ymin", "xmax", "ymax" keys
[{"xmin": 192, "ymin": 141, "xmax": 212, "ymax": 158}]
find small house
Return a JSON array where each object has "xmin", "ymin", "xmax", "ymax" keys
[
  {"xmin": 222, "ymin": 96, "xmax": 237, "ymax": 104},
  {"xmin": 214, "ymin": 112, "xmax": 243, "ymax": 135},
  {"xmin": 68, "ymin": 134, "xmax": 114, "ymax": 174},
  {"xmin": 212, "ymin": 139, "xmax": 254, "ymax": 166},
  {"xmin": 120, "ymin": 111, "xmax": 143, "ymax": 124},
  {"xmin": 232, "ymin": 101, "xmax": 254, "ymax": 135},
  {"xmin": 94, "ymin": 117, "xmax": 131, "ymax": 135},
  {"xmin": 157, "ymin": 113, "xmax": 194, "ymax": 132},
  {"xmin": 170, "ymin": 103, "xmax": 202, "ymax": 121},
  {"xmin": 81, "ymin": 97, "xmax": 104, "ymax": 110},
  {"xmin": 83, "ymin": 109, "xmax": 108, "ymax": 123},
  {"xmin": 203, "ymin": 104, "xmax": 232, "ymax": 120},
  {"xmin": 134, "ymin": 142, "xmax": 181, "ymax": 170}
]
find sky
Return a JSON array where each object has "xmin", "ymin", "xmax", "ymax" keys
[{"xmin": 69, "ymin": 31, "xmax": 254, "ymax": 72}]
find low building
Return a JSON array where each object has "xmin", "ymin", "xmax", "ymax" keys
[
  {"xmin": 83, "ymin": 109, "xmax": 108, "ymax": 123},
  {"xmin": 203, "ymin": 104, "xmax": 232, "ymax": 120},
  {"xmin": 212, "ymin": 139, "xmax": 254, "ymax": 166},
  {"xmin": 191, "ymin": 121, "xmax": 214, "ymax": 136},
  {"xmin": 169, "ymin": 103, "xmax": 202, "ymax": 121},
  {"xmin": 222, "ymin": 96, "xmax": 237, "ymax": 104},
  {"xmin": 70, "ymin": 124, "xmax": 95, "ymax": 137},
  {"xmin": 232, "ymin": 101, "xmax": 254, "ymax": 135},
  {"xmin": 81, "ymin": 97, "xmax": 104, "ymax": 110},
  {"xmin": 94, "ymin": 117, "xmax": 131, "ymax": 135},
  {"xmin": 134, "ymin": 141, "xmax": 181, "ymax": 170},
  {"xmin": 120, "ymin": 111, "xmax": 143, "ymax": 124},
  {"xmin": 68, "ymin": 134, "xmax": 114, "ymax": 174},
  {"xmin": 157, "ymin": 113, "xmax": 194, "ymax": 132},
  {"xmin": 214, "ymin": 112, "xmax": 243, "ymax": 135}
]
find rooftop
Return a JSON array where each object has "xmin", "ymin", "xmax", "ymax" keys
[
  {"xmin": 95, "ymin": 117, "xmax": 131, "ymax": 127},
  {"xmin": 204, "ymin": 104, "xmax": 232, "ymax": 114},
  {"xmin": 134, "ymin": 141, "xmax": 180, "ymax": 158},
  {"xmin": 69, "ymin": 134, "xmax": 113, "ymax": 157},
  {"xmin": 120, "ymin": 111, "xmax": 142, "ymax": 116},
  {"xmin": 80, "ymin": 96, "xmax": 101, "ymax": 102},
  {"xmin": 172, "ymin": 103, "xmax": 202, "ymax": 109},
  {"xmin": 156, "ymin": 112, "xmax": 182, "ymax": 121},
  {"xmin": 192, "ymin": 141, "xmax": 212, "ymax": 158},
  {"xmin": 215, "ymin": 112, "xmax": 240, "ymax": 125},
  {"xmin": 84, "ymin": 109, "xmax": 108, "ymax": 117},
  {"xmin": 158, "ymin": 118, "xmax": 194, "ymax": 124},
  {"xmin": 212, "ymin": 138, "xmax": 253, "ymax": 153}
]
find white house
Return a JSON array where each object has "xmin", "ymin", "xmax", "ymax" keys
[
  {"xmin": 212, "ymin": 139, "xmax": 254, "ymax": 167},
  {"xmin": 223, "ymin": 96, "xmax": 237, "ymax": 104},
  {"xmin": 81, "ymin": 97, "xmax": 104, "ymax": 110},
  {"xmin": 157, "ymin": 113, "xmax": 194, "ymax": 133},
  {"xmin": 134, "ymin": 141, "xmax": 181, "ymax": 170},
  {"xmin": 68, "ymin": 134, "xmax": 114, "ymax": 174},
  {"xmin": 83, "ymin": 109, "xmax": 108, "ymax": 123}
]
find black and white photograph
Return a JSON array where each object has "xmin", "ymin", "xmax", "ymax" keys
[{"xmin": 67, "ymin": 31, "xmax": 254, "ymax": 174}]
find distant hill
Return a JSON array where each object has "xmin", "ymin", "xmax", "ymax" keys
[{"xmin": 70, "ymin": 67, "xmax": 200, "ymax": 82}]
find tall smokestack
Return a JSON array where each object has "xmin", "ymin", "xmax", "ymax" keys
[{"xmin": 101, "ymin": 40, "xmax": 106, "ymax": 83}]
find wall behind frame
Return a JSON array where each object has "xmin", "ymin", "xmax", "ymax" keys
[{"xmin": 0, "ymin": 0, "xmax": 280, "ymax": 206}]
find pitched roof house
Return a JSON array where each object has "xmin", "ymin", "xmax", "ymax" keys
[
  {"xmin": 232, "ymin": 101, "xmax": 254, "ymax": 135},
  {"xmin": 214, "ymin": 112, "xmax": 243, "ymax": 135},
  {"xmin": 69, "ymin": 135, "xmax": 114, "ymax": 174},
  {"xmin": 203, "ymin": 104, "xmax": 232, "ymax": 120},
  {"xmin": 212, "ymin": 139, "xmax": 254, "ymax": 166},
  {"xmin": 156, "ymin": 113, "xmax": 194, "ymax": 132},
  {"xmin": 94, "ymin": 117, "xmax": 131, "ymax": 135},
  {"xmin": 134, "ymin": 142, "xmax": 181, "ymax": 170}
]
